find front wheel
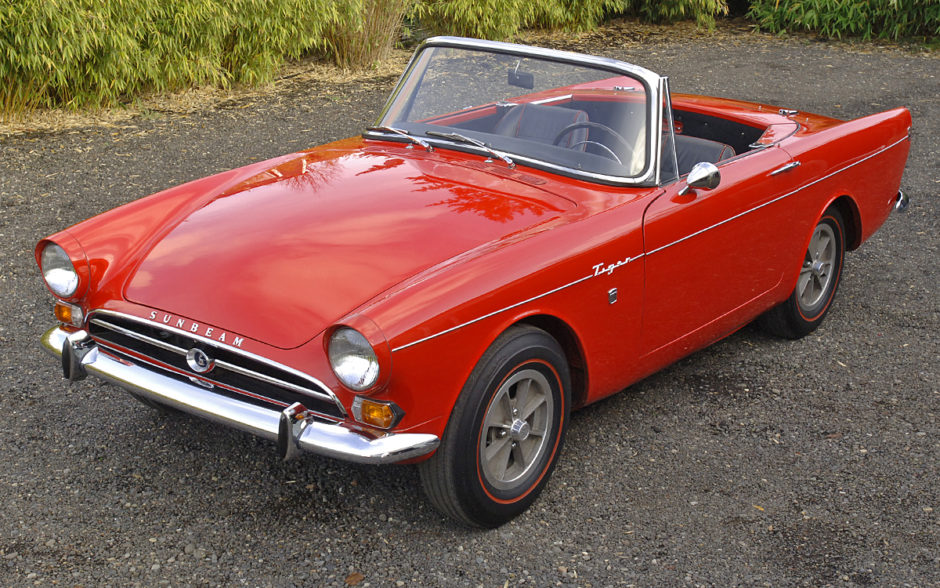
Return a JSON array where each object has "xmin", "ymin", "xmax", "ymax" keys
[
  {"xmin": 758, "ymin": 207, "xmax": 846, "ymax": 339},
  {"xmin": 419, "ymin": 325, "xmax": 570, "ymax": 527}
]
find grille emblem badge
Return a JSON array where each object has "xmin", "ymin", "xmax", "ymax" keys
[{"xmin": 186, "ymin": 348, "xmax": 214, "ymax": 374}]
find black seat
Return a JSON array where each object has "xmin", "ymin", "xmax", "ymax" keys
[
  {"xmin": 494, "ymin": 103, "xmax": 589, "ymax": 149},
  {"xmin": 674, "ymin": 134, "xmax": 735, "ymax": 176}
]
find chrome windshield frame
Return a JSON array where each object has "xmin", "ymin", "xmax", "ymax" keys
[{"xmin": 367, "ymin": 36, "xmax": 665, "ymax": 187}]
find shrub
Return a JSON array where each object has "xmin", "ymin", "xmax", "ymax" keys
[
  {"xmin": 637, "ymin": 0, "xmax": 730, "ymax": 27},
  {"xmin": 527, "ymin": 0, "xmax": 631, "ymax": 32},
  {"xmin": 21, "ymin": 0, "xmax": 932, "ymax": 117},
  {"xmin": 411, "ymin": 0, "xmax": 727, "ymax": 39},
  {"xmin": 409, "ymin": 0, "xmax": 532, "ymax": 39},
  {"xmin": 0, "ymin": 0, "xmax": 345, "ymax": 113},
  {"xmin": 327, "ymin": 0, "xmax": 414, "ymax": 68},
  {"xmin": 0, "ymin": 0, "xmax": 730, "ymax": 114},
  {"xmin": 0, "ymin": 1, "xmax": 151, "ymax": 110},
  {"xmin": 748, "ymin": 0, "xmax": 940, "ymax": 40}
]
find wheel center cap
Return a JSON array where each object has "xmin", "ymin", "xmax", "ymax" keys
[
  {"xmin": 812, "ymin": 260, "xmax": 826, "ymax": 276},
  {"xmin": 510, "ymin": 419, "xmax": 530, "ymax": 442}
]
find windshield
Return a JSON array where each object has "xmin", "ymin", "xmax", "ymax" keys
[{"xmin": 374, "ymin": 42, "xmax": 653, "ymax": 181}]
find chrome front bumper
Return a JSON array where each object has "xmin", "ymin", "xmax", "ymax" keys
[{"xmin": 41, "ymin": 326, "xmax": 439, "ymax": 464}]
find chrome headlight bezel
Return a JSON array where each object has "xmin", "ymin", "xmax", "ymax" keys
[
  {"xmin": 328, "ymin": 327, "xmax": 381, "ymax": 392},
  {"xmin": 40, "ymin": 242, "xmax": 80, "ymax": 298}
]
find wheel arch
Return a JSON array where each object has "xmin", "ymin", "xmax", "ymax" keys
[
  {"xmin": 827, "ymin": 194, "xmax": 862, "ymax": 251},
  {"xmin": 515, "ymin": 314, "xmax": 588, "ymax": 410}
]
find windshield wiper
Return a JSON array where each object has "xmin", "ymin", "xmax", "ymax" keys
[
  {"xmin": 425, "ymin": 130, "xmax": 515, "ymax": 168},
  {"xmin": 366, "ymin": 126, "xmax": 433, "ymax": 152}
]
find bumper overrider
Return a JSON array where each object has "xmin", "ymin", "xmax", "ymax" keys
[{"xmin": 41, "ymin": 326, "xmax": 439, "ymax": 464}]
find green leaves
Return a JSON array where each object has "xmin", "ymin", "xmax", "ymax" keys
[
  {"xmin": 412, "ymin": 0, "xmax": 728, "ymax": 39},
  {"xmin": 326, "ymin": 0, "xmax": 414, "ymax": 69},
  {"xmin": 10, "ymin": 0, "xmax": 929, "ymax": 117},
  {"xmin": 0, "ymin": 0, "xmax": 345, "ymax": 113},
  {"xmin": 747, "ymin": 0, "xmax": 939, "ymax": 41}
]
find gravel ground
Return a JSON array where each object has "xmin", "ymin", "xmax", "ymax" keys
[{"xmin": 1, "ymin": 23, "xmax": 937, "ymax": 587}]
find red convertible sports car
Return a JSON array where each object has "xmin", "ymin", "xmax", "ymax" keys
[{"xmin": 37, "ymin": 37, "xmax": 910, "ymax": 527}]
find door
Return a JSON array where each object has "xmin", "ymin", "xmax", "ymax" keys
[{"xmin": 640, "ymin": 145, "xmax": 801, "ymax": 357}]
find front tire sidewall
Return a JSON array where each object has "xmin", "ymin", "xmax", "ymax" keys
[
  {"xmin": 472, "ymin": 358, "xmax": 565, "ymax": 505},
  {"xmin": 431, "ymin": 327, "xmax": 570, "ymax": 527}
]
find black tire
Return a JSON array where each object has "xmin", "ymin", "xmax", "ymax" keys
[
  {"xmin": 419, "ymin": 325, "xmax": 571, "ymax": 528},
  {"xmin": 758, "ymin": 207, "xmax": 846, "ymax": 339}
]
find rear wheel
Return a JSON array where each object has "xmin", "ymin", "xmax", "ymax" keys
[
  {"xmin": 758, "ymin": 207, "xmax": 846, "ymax": 339},
  {"xmin": 419, "ymin": 325, "xmax": 570, "ymax": 527}
]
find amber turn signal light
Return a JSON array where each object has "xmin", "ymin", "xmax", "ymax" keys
[
  {"xmin": 351, "ymin": 397, "xmax": 404, "ymax": 430},
  {"xmin": 54, "ymin": 301, "xmax": 84, "ymax": 328}
]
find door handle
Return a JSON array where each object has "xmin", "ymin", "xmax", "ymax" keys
[{"xmin": 770, "ymin": 161, "xmax": 801, "ymax": 176}]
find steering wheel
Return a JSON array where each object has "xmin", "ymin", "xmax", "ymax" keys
[
  {"xmin": 567, "ymin": 140, "xmax": 622, "ymax": 165},
  {"xmin": 553, "ymin": 121, "xmax": 634, "ymax": 163}
]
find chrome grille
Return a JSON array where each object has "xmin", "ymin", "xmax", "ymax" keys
[{"xmin": 86, "ymin": 311, "xmax": 345, "ymax": 419}]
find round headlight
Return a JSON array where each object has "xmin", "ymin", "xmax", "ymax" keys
[
  {"xmin": 328, "ymin": 327, "xmax": 380, "ymax": 391},
  {"xmin": 40, "ymin": 243, "xmax": 79, "ymax": 298}
]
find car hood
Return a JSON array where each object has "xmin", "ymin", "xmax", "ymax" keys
[{"xmin": 125, "ymin": 144, "xmax": 576, "ymax": 349}]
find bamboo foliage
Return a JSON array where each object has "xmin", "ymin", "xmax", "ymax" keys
[
  {"xmin": 0, "ymin": 0, "xmax": 343, "ymax": 114},
  {"xmin": 326, "ymin": 0, "xmax": 415, "ymax": 69},
  {"xmin": 411, "ymin": 0, "xmax": 729, "ymax": 39},
  {"xmin": 2, "ymin": 0, "xmax": 931, "ymax": 116}
]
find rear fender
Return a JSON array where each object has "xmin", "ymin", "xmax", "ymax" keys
[{"xmin": 775, "ymin": 107, "xmax": 910, "ymax": 295}]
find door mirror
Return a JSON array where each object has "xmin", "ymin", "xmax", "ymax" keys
[{"xmin": 678, "ymin": 162, "xmax": 720, "ymax": 196}]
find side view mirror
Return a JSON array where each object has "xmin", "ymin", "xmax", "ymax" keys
[{"xmin": 678, "ymin": 162, "xmax": 721, "ymax": 196}]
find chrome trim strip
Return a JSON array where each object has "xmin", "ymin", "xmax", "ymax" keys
[
  {"xmin": 88, "ymin": 310, "xmax": 346, "ymax": 415},
  {"xmin": 654, "ymin": 77, "xmax": 668, "ymax": 186},
  {"xmin": 423, "ymin": 147, "xmax": 652, "ymax": 187},
  {"xmin": 211, "ymin": 358, "xmax": 336, "ymax": 402},
  {"xmin": 423, "ymin": 36, "xmax": 661, "ymax": 91},
  {"xmin": 91, "ymin": 318, "xmax": 187, "ymax": 356},
  {"xmin": 393, "ymin": 273, "xmax": 596, "ymax": 352},
  {"xmin": 391, "ymin": 134, "xmax": 909, "ymax": 352},
  {"xmin": 532, "ymin": 94, "xmax": 573, "ymax": 105},
  {"xmin": 647, "ymin": 135, "xmax": 909, "ymax": 257},
  {"xmin": 42, "ymin": 327, "xmax": 438, "ymax": 464}
]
